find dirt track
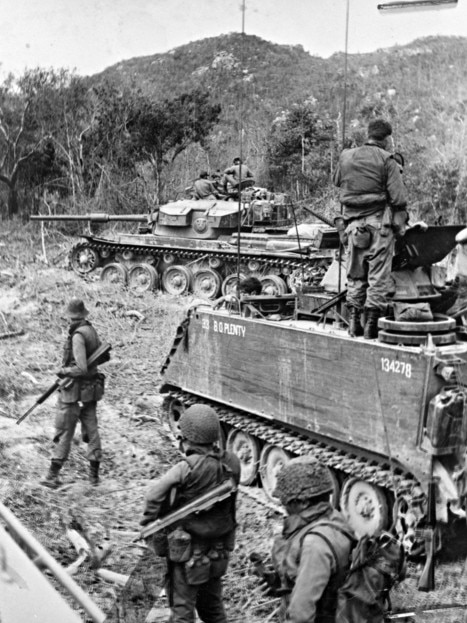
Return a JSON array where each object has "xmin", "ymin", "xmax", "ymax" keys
[{"xmin": 0, "ymin": 224, "xmax": 466, "ymax": 622}]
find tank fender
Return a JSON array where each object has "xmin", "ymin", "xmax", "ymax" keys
[{"xmin": 433, "ymin": 458, "xmax": 466, "ymax": 522}]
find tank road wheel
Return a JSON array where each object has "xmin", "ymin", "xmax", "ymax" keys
[
  {"xmin": 161, "ymin": 265, "xmax": 193, "ymax": 295},
  {"xmin": 69, "ymin": 244, "xmax": 100, "ymax": 276},
  {"xmin": 208, "ymin": 257, "xmax": 223, "ymax": 270},
  {"xmin": 193, "ymin": 269, "xmax": 222, "ymax": 300},
  {"xmin": 222, "ymin": 273, "xmax": 247, "ymax": 296},
  {"xmin": 260, "ymin": 275, "xmax": 288, "ymax": 295},
  {"xmin": 128, "ymin": 264, "xmax": 159, "ymax": 293},
  {"xmin": 340, "ymin": 478, "xmax": 389, "ymax": 537},
  {"xmin": 226, "ymin": 429, "xmax": 261, "ymax": 485},
  {"xmin": 259, "ymin": 445, "xmax": 292, "ymax": 501},
  {"xmin": 100, "ymin": 263, "xmax": 128, "ymax": 286}
]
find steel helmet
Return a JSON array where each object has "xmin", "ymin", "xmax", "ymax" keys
[
  {"xmin": 179, "ymin": 404, "xmax": 220, "ymax": 444},
  {"xmin": 273, "ymin": 458, "xmax": 333, "ymax": 504}
]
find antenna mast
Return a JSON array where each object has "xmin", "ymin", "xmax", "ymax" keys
[
  {"xmin": 236, "ymin": 0, "xmax": 247, "ymax": 282},
  {"xmin": 342, "ymin": 0, "xmax": 350, "ymax": 150}
]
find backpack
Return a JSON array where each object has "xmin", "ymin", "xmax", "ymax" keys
[{"xmin": 335, "ymin": 531, "xmax": 406, "ymax": 623}]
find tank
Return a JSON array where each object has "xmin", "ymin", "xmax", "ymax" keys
[
  {"xmin": 30, "ymin": 192, "xmax": 338, "ymax": 299},
  {"xmin": 159, "ymin": 224, "xmax": 467, "ymax": 557}
]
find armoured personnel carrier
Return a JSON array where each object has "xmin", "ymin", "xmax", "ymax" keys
[
  {"xmin": 159, "ymin": 224, "xmax": 467, "ymax": 557},
  {"xmin": 30, "ymin": 191, "xmax": 338, "ymax": 299}
]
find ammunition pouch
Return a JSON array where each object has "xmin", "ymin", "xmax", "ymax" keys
[
  {"xmin": 184, "ymin": 541, "xmax": 230, "ymax": 585},
  {"xmin": 148, "ymin": 530, "xmax": 169, "ymax": 557},
  {"xmin": 58, "ymin": 373, "xmax": 105, "ymax": 404},
  {"xmin": 167, "ymin": 528, "xmax": 192, "ymax": 563}
]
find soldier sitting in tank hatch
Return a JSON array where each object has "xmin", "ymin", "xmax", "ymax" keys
[
  {"xmin": 192, "ymin": 171, "xmax": 219, "ymax": 200},
  {"xmin": 212, "ymin": 277, "xmax": 263, "ymax": 314},
  {"xmin": 222, "ymin": 157, "xmax": 255, "ymax": 197}
]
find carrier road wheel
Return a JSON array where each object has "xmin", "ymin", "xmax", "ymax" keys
[
  {"xmin": 259, "ymin": 445, "xmax": 292, "ymax": 501},
  {"xmin": 193, "ymin": 269, "xmax": 222, "ymax": 300},
  {"xmin": 162, "ymin": 397, "xmax": 185, "ymax": 439},
  {"xmin": 222, "ymin": 273, "xmax": 247, "ymax": 296},
  {"xmin": 128, "ymin": 264, "xmax": 159, "ymax": 293},
  {"xmin": 161, "ymin": 265, "xmax": 193, "ymax": 295},
  {"xmin": 340, "ymin": 478, "xmax": 389, "ymax": 537},
  {"xmin": 70, "ymin": 244, "xmax": 100, "ymax": 275},
  {"xmin": 260, "ymin": 275, "xmax": 288, "ymax": 295},
  {"xmin": 100, "ymin": 263, "xmax": 128, "ymax": 286},
  {"xmin": 227, "ymin": 429, "xmax": 261, "ymax": 485}
]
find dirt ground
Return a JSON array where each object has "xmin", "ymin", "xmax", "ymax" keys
[{"xmin": 0, "ymin": 222, "xmax": 466, "ymax": 622}]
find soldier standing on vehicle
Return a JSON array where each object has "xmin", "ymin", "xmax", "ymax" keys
[
  {"xmin": 140, "ymin": 404, "xmax": 240, "ymax": 623},
  {"xmin": 222, "ymin": 157, "xmax": 255, "ymax": 194},
  {"xmin": 333, "ymin": 119, "xmax": 408, "ymax": 339},
  {"xmin": 41, "ymin": 298, "xmax": 105, "ymax": 489},
  {"xmin": 270, "ymin": 459, "xmax": 354, "ymax": 623},
  {"xmin": 193, "ymin": 171, "xmax": 219, "ymax": 200}
]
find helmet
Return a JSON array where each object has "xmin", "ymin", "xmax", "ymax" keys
[
  {"xmin": 66, "ymin": 298, "xmax": 89, "ymax": 318},
  {"xmin": 273, "ymin": 459, "xmax": 333, "ymax": 504},
  {"xmin": 179, "ymin": 404, "xmax": 220, "ymax": 444}
]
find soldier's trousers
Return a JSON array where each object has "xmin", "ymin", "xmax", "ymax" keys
[
  {"xmin": 167, "ymin": 562, "xmax": 227, "ymax": 623},
  {"xmin": 345, "ymin": 214, "xmax": 395, "ymax": 312},
  {"xmin": 52, "ymin": 399, "xmax": 102, "ymax": 462}
]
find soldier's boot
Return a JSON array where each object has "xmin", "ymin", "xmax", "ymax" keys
[
  {"xmin": 41, "ymin": 460, "xmax": 63, "ymax": 489},
  {"xmin": 89, "ymin": 461, "xmax": 100, "ymax": 486},
  {"xmin": 348, "ymin": 306, "xmax": 364, "ymax": 337},
  {"xmin": 364, "ymin": 308, "xmax": 381, "ymax": 340}
]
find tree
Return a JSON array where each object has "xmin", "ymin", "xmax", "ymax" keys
[
  {"xmin": 266, "ymin": 99, "xmax": 336, "ymax": 200},
  {"xmin": 0, "ymin": 68, "xmax": 90, "ymax": 217}
]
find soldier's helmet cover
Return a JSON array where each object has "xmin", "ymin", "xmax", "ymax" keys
[
  {"xmin": 66, "ymin": 298, "xmax": 89, "ymax": 318},
  {"xmin": 273, "ymin": 459, "xmax": 333, "ymax": 504},
  {"xmin": 179, "ymin": 404, "xmax": 220, "ymax": 444}
]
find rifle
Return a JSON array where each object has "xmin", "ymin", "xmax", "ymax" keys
[
  {"xmin": 17, "ymin": 342, "xmax": 112, "ymax": 425},
  {"xmin": 138, "ymin": 480, "xmax": 235, "ymax": 541},
  {"xmin": 417, "ymin": 477, "xmax": 437, "ymax": 591}
]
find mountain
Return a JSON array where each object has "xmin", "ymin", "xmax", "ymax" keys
[{"xmin": 91, "ymin": 34, "xmax": 467, "ymax": 218}]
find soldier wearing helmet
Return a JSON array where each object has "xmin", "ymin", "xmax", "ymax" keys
[
  {"xmin": 270, "ymin": 459, "xmax": 354, "ymax": 623},
  {"xmin": 140, "ymin": 404, "xmax": 240, "ymax": 623},
  {"xmin": 41, "ymin": 298, "xmax": 106, "ymax": 489}
]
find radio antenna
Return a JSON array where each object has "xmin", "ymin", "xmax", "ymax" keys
[
  {"xmin": 236, "ymin": 0, "xmax": 247, "ymax": 285},
  {"xmin": 342, "ymin": 0, "xmax": 350, "ymax": 150}
]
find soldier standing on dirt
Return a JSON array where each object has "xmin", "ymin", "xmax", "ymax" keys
[
  {"xmin": 333, "ymin": 118, "xmax": 408, "ymax": 339},
  {"xmin": 270, "ymin": 459, "xmax": 354, "ymax": 623},
  {"xmin": 41, "ymin": 298, "xmax": 105, "ymax": 489},
  {"xmin": 140, "ymin": 404, "xmax": 240, "ymax": 623}
]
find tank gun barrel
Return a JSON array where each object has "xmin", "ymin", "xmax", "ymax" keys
[
  {"xmin": 301, "ymin": 206, "xmax": 335, "ymax": 228},
  {"xmin": 30, "ymin": 213, "xmax": 149, "ymax": 223}
]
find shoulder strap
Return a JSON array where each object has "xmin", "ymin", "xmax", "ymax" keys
[{"xmin": 303, "ymin": 520, "xmax": 356, "ymax": 575}]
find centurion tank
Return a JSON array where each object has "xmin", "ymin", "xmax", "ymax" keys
[
  {"xmin": 30, "ymin": 189, "xmax": 338, "ymax": 299},
  {"xmin": 159, "ymin": 224, "xmax": 467, "ymax": 559}
]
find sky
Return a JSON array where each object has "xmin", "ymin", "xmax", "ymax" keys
[{"xmin": 1, "ymin": 0, "xmax": 466, "ymax": 78}]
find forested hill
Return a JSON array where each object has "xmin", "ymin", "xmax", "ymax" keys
[
  {"xmin": 91, "ymin": 33, "xmax": 467, "ymax": 221},
  {"xmin": 95, "ymin": 32, "xmax": 467, "ymax": 130}
]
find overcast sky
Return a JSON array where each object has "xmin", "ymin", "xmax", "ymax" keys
[{"xmin": 1, "ymin": 0, "xmax": 466, "ymax": 78}]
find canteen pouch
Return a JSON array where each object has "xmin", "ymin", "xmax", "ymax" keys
[
  {"xmin": 352, "ymin": 226, "xmax": 372, "ymax": 249},
  {"xmin": 185, "ymin": 549, "xmax": 211, "ymax": 585},
  {"xmin": 167, "ymin": 528, "xmax": 192, "ymax": 563}
]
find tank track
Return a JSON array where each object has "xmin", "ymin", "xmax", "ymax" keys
[
  {"xmin": 162, "ymin": 389, "xmax": 421, "ymax": 497},
  {"xmin": 83, "ymin": 239, "xmax": 330, "ymax": 273}
]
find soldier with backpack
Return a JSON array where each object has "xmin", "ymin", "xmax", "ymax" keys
[
  {"xmin": 271, "ymin": 459, "xmax": 355, "ymax": 623},
  {"xmin": 140, "ymin": 404, "xmax": 240, "ymax": 623}
]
